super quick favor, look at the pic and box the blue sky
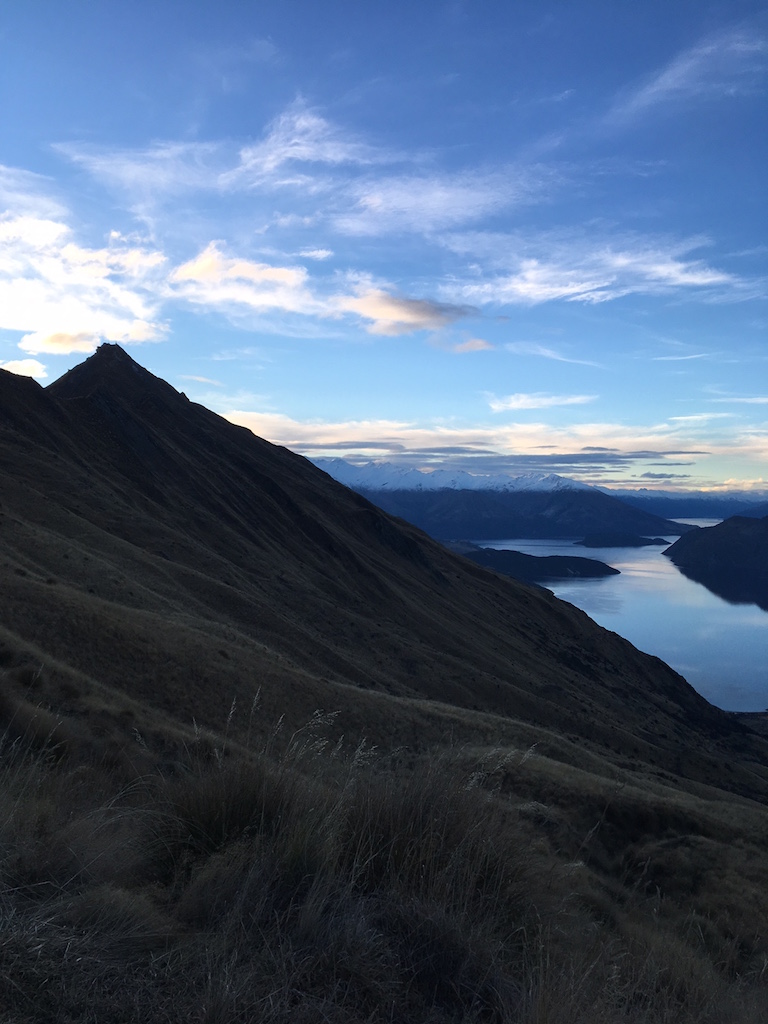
[1,0,766,490]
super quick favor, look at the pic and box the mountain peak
[47,343,177,405]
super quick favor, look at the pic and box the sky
[1,0,766,491]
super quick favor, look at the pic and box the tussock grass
[1,700,766,1023]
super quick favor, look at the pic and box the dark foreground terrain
[1,345,767,1023]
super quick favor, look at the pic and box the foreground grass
[1,680,767,1022]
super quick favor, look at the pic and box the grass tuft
[1,709,766,1022]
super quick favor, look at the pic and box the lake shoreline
[472,530,767,713]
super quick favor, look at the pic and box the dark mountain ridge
[1,344,766,799]
[608,490,768,520]
[349,484,692,541]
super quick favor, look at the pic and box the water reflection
[477,536,768,712]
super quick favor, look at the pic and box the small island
[664,516,768,611]
[577,532,670,548]
[448,542,620,584]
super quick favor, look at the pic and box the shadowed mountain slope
[1,345,766,799]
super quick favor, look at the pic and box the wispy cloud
[179,374,224,386]
[711,395,768,404]
[335,168,540,235]
[451,338,494,353]
[652,353,709,361]
[58,100,555,246]
[487,392,597,411]
[224,101,395,187]
[0,165,66,219]
[667,413,735,423]
[607,27,768,123]
[298,248,333,260]
[443,231,747,305]
[506,341,601,366]
[57,102,392,208]
[56,140,224,197]
[640,472,692,481]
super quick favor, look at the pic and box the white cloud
[172,243,306,289]
[19,332,100,356]
[168,242,321,317]
[608,28,768,123]
[0,215,69,250]
[168,244,468,337]
[487,392,597,411]
[0,197,167,356]
[0,358,47,379]
[298,248,333,260]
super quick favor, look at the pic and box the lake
[477,522,768,712]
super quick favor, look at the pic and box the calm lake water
[478,521,768,712]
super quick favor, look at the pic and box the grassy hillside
[2,659,767,1023]
[1,345,767,1021]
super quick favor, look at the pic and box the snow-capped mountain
[312,458,593,493]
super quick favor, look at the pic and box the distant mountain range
[313,458,593,493]
[314,459,768,523]
[602,488,768,520]
[314,458,692,541]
